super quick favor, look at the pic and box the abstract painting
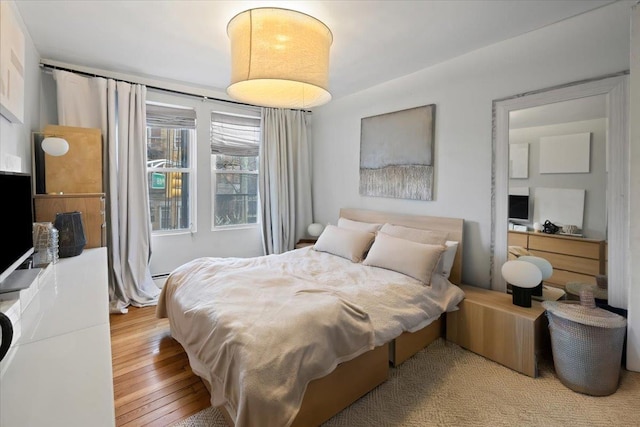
[360,105,435,200]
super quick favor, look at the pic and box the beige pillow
[379,223,447,245]
[435,241,459,279]
[363,232,445,284]
[313,225,375,262]
[337,217,383,233]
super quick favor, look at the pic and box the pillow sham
[337,217,383,233]
[379,223,447,245]
[363,232,445,284]
[313,225,375,262]
[435,241,459,279]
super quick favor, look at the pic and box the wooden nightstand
[295,238,317,249]
[446,285,549,377]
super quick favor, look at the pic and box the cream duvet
[157,247,463,427]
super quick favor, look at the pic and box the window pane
[148,172,190,231]
[147,128,190,168]
[215,154,258,171]
[214,172,258,226]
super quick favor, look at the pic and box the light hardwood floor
[110,306,211,426]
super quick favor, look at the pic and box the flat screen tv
[0,172,34,285]
[508,194,529,222]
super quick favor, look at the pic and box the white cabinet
[0,248,115,427]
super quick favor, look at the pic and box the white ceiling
[16,0,615,101]
[509,95,607,129]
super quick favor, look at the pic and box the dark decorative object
[512,286,534,308]
[532,283,543,297]
[54,211,86,258]
[542,220,560,234]
[0,312,13,362]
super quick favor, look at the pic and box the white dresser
[0,248,115,427]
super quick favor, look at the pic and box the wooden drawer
[529,249,600,276]
[545,269,597,287]
[528,235,602,259]
[508,231,528,248]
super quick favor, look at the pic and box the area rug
[172,338,640,426]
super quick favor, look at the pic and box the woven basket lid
[565,281,608,300]
[542,301,626,328]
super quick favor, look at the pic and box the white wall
[627,3,639,372]
[311,2,631,287]
[0,1,40,173]
[146,90,264,276]
[508,118,607,239]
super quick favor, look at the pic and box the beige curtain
[54,70,159,313]
[260,108,313,254]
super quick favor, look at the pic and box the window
[210,112,261,228]
[146,103,196,233]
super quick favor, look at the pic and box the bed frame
[340,208,464,368]
[213,208,464,426]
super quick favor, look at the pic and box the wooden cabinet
[508,231,605,289]
[447,285,548,378]
[41,125,103,194]
[34,193,106,249]
[295,238,318,249]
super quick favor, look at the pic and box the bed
[158,209,465,427]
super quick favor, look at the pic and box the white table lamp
[307,223,324,237]
[518,255,553,297]
[502,260,542,307]
[41,137,69,156]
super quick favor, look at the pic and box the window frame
[146,102,197,236]
[210,111,261,231]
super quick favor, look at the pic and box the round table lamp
[307,223,325,237]
[502,260,542,308]
[41,137,69,156]
[518,255,553,297]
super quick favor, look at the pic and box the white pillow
[379,223,447,245]
[363,232,445,284]
[313,225,375,262]
[337,217,383,233]
[435,241,459,279]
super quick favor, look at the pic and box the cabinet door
[42,125,103,194]
[34,196,105,249]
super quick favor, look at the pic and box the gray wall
[509,118,607,239]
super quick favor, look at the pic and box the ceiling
[16,0,615,101]
[509,95,607,130]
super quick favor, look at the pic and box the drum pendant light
[227,8,332,109]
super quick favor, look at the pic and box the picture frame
[359,104,435,201]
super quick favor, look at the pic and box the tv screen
[0,172,34,284]
[509,195,529,221]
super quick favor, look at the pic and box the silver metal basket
[543,292,627,396]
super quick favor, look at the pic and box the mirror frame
[491,73,629,308]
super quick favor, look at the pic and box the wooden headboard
[339,208,464,285]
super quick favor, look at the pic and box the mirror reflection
[506,95,608,301]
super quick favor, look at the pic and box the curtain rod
[39,63,312,113]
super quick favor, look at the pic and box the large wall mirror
[492,74,629,309]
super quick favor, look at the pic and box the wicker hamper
[543,292,627,396]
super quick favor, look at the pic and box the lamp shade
[518,255,553,280]
[227,8,332,109]
[307,223,324,237]
[501,260,541,289]
[41,137,69,156]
